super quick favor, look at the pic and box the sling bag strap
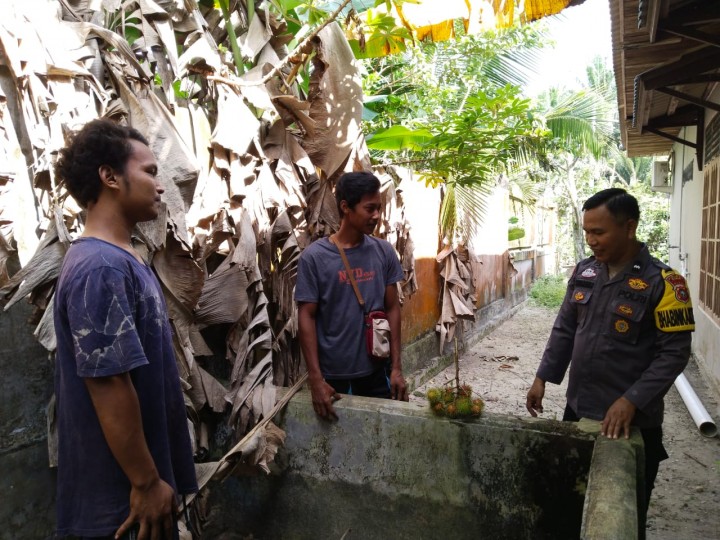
[329,234,365,310]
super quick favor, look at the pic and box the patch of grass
[529,274,568,309]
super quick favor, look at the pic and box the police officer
[526,188,694,520]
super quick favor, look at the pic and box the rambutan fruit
[426,388,442,405]
[455,397,472,416]
[459,384,472,398]
[471,398,485,416]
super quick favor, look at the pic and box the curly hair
[54,119,149,208]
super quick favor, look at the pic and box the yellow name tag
[654,270,695,332]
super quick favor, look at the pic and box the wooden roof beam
[667,2,720,26]
[633,75,646,130]
[644,126,697,148]
[655,87,720,113]
[662,25,720,48]
[634,45,720,132]
[647,0,663,43]
[647,105,703,128]
[673,73,720,85]
[640,46,720,91]
[637,0,649,28]
[645,105,705,170]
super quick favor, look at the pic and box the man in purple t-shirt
[295,171,409,420]
[53,119,197,539]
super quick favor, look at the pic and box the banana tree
[0,0,413,499]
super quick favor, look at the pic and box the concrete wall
[398,180,556,348]
[205,394,642,540]
[534,246,558,277]
[400,257,441,345]
[0,302,55,540]
[1,304,643,540]
[205,392,596,540]
[580,421,643,540]
[397,177,442,345]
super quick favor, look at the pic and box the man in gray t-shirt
[295,171,408,419]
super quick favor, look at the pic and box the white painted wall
[669,126,703,297]
[666,115,720,393]
[470,185,509,255]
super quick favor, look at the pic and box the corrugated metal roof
[610,0,720,158]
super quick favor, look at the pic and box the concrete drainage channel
[205,392,642,540]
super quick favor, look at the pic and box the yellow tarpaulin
[351,0,583,57]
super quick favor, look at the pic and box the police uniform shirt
[537,244,694,428]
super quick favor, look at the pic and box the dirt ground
[410,304,720,539]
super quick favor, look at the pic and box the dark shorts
[325,363,391,399]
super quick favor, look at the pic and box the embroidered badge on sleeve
[654,270,695,332]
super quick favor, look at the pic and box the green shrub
[529,274,568,309]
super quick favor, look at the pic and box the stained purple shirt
[53,238,197,537]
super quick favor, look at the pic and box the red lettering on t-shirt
[338,267,376,284]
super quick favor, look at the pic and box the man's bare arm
[384,285,408,401]
[298,302,340,419]
[85,374,176,540]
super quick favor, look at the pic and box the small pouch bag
[365,310,391,361]
[332,236,391,362]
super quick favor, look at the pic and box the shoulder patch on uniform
[581,267,597,278]
[664,271,690,303]
[654,270,695,332]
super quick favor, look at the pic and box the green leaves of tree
[348,9,411,58]
[367,84,541,190]
[366,125,432,150]
[359,26,550,240]
[421,86,539,188]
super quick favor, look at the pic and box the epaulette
[570,257,594,276]
[650,257,672,271]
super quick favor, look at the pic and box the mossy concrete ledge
[579,420,644,540]
[206,392,598,539]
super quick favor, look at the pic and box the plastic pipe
[674,372,718,438]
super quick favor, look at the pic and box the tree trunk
[560,157,585,262]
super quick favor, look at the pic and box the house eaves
[611,0,720,167]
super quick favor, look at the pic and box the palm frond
[482,45,543,88]
[544,89,615,159]
[440,180,493,243]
